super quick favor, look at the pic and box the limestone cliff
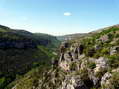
[11,25,119,89]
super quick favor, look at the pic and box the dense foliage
[0,25,60,89]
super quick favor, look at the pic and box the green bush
[101,48,109,55]
[93,54,100,58]
[101,27,119,35]
[115,39,119,45]
[88,62,96,69]
[85,48,95,57]
[108,33,114,40]
[115,34,119,38]
[108,55,119,68]
[0,77,5,88]
[79,68,89,81]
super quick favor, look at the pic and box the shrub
[115,34,119,38]
[88,62,96,69]
[109,72,119,89]
[93,54,100,58]
[79,68,89,81]
[101,48,109,55]
[85,48,96,57]
[95,70,107,78]
[0,77,5,88]
[108,55,119,68]
[115,39,119,45]
[108,33,114,40]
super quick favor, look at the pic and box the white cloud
[64,12,72,16]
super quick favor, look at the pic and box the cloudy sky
[0,0,119,35]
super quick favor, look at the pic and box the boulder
[99,35,109,42]
[110,46,119,55]
[94,57,108,74]
[112,67,119,73]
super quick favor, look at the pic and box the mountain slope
[57,33,87,41]
[34,33,60,50]
[0,25,60,89]
[12,25,119,89]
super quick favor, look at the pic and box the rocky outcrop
[101,72,112,89]
[110,46,119,55]
[11,25,119,89]
[59,75,88,89]
[94,57,108,74]
[99,35,109,42]
[58,43,110,89]
[0,39,37,49]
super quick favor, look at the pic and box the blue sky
[0,0,119,35]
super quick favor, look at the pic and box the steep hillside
[34,33,60,50]
[13,25,119,89]
[0,25,60,89]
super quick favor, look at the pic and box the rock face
[12,25,119,89]
[0,38,36,49]
[101,72,112,89]
[57,43,110,89]
[59,60,70,71]
[99,35,109,42]
[57,42,113,89]
[94,57,108,74]
[110,46,119,55]
[60,75,88,89]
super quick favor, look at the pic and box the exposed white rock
[88,71,99,86]
[71,52,78,60]
[59,61,70,71]
[78,54,85,60]
[101,72,112,89]
[80,60,88,70]
[59,53,65,62]
[110,49,117,55]
[94,57,108,74]
[60,75,88,89]
[88,58,96,63]
[112,67,119,73]
[99,35,109,42]
[64,53,72,61]
[110,46,119,55]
